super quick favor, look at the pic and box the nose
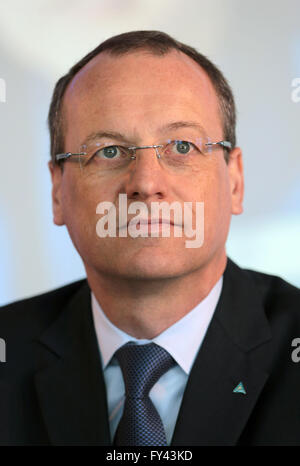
[123,146,168,201]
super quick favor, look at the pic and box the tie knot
[114,342,175,398]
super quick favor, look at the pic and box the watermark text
[96,194,204,248]
[291,338,300,362]
[0,78,6,103]
[0,338,6,362]
[291,78,300,103]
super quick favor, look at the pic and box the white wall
[0,0,299,305]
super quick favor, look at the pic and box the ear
[227,147,244,215]
[48,161,65,226]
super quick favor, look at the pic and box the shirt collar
[91,275,223,375]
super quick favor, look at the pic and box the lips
[132,218,175,226]
[118,217,178,230]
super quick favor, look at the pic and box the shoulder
[244,265,300,306]
[228,257,300,301]
[0,279,88,338]
[230,258,300,326]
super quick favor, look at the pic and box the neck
[86,251,227,339]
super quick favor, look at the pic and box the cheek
[60,176,104,243]
[202,165,232,238]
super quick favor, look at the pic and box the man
[0,30,299,446]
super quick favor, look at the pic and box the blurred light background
[0,0,299,305]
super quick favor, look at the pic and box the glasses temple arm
[55,152,86,161]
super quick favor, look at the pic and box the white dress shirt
[91,275,223,445]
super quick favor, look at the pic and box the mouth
[133,218,175,226]
[118,217,178,230]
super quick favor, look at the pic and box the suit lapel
[34,282,111,445]
[33,258,273,446]
[171,258,273,446]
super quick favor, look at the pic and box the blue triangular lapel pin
[233,382,246,395]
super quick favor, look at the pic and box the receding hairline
[49,30,236,165]
[63,48,218,99]
[60,48,223,140]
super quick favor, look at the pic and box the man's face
[50,50,244,280]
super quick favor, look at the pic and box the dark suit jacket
[0,257,300,446]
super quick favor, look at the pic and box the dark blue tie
[113,341,176,446]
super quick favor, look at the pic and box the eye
[172,141,193,155]
[95,145,122,159]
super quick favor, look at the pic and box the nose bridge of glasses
[128,144,164,160]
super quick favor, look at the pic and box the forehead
[62,50,222,144]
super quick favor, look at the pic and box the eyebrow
[159,121,208,136]
[80,131,133,147]
[80,121,208,147]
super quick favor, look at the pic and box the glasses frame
[55,140,232,163]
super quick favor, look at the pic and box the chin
[85,236,207,280]
[117,247,198,280]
